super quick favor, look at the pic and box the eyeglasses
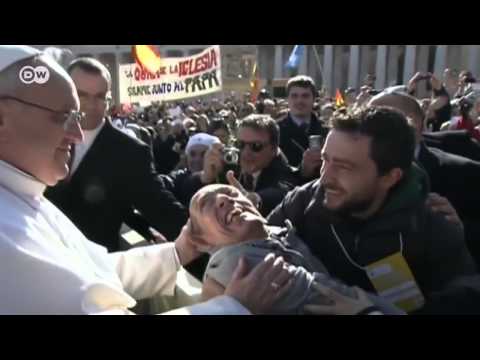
[0,95,85,130]
[236,140,270,153]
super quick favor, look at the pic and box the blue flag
[285,45,305,70]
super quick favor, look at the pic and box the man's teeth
[226,209,242,224]
[326,188,341,195]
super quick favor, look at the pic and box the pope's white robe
[0,160,248,315]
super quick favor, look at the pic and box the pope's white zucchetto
[0,45,42,73]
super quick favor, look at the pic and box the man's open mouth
[225,207,243,225]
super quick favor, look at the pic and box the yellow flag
[250,62,260,102]
[132,45,162,74]
[335,89,345,108]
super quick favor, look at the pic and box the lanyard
[330,224,403,272]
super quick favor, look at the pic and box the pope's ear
[0,103,8,140]
[0,102,5,127]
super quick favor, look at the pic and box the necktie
[243,173,255,192]
[299,122,309,134]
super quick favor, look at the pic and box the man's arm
[173,171,205,207]
[110,242,181,300]
[424,207,477,293]
[0,232,138,315]
[266,182,314,227]
[256,178,296,217]
[127,144,188,241]
[159,169,204,208]
[255,161,299,216]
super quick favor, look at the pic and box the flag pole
[311,45,325,87]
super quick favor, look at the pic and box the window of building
[166,50,184,58]
[188,48,204,55]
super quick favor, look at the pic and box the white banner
[119,45,222,105]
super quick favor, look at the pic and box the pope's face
[0,57,83,186]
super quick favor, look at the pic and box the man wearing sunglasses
[198,114,298,217]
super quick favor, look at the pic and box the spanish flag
[250,62,260,102]
[132,45,162,74]
[335,89,345,108]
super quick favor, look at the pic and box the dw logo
[19,66,50,84]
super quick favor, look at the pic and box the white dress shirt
[290,114,310,128]
[70,120,105,175]
[0,160,249,315]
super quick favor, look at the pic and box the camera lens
[223,147,239,165]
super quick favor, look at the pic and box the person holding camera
[198,115,298,217]
[278,76,329,186]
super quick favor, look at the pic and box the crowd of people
[1,45,480,315]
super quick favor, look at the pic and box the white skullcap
[0,45,42,73]
[186,133,220,153]
[172,118,184,126]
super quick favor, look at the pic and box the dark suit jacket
[162,168,202,208]
[417,142,480,265]
[247,154,299,217]
[163,152,298,218]
[45,120,188,251]
[152,135,180,174]
[278,112,329,167]
[423,130,480,162]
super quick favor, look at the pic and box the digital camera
[223,147,240,165]
[309,135,324,150]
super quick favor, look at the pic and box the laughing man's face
[189,184,267,247]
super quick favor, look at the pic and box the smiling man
[268,106,476,313]
[278,76,329,181]
[198,115,298,216]
[187,183,404,315]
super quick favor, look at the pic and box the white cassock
[0,160,249,315]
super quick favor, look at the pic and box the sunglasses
[0,95,85,131]
[236,140,270,153]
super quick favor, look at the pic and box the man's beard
[321,187,376,218]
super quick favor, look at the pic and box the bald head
[368,92,424,142]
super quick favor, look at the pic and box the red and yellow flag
[335,89,345,108]
[132,45,162,74]
[250,62,260,103]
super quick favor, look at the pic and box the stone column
[348,45,360,88]
[323,45,334,95]
[298,45,308,75]
[375,45,388,89]
[274,45,283,78]
[403,45,417,84]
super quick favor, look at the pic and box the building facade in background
[258,45,480,98]
[31,45,479,103]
